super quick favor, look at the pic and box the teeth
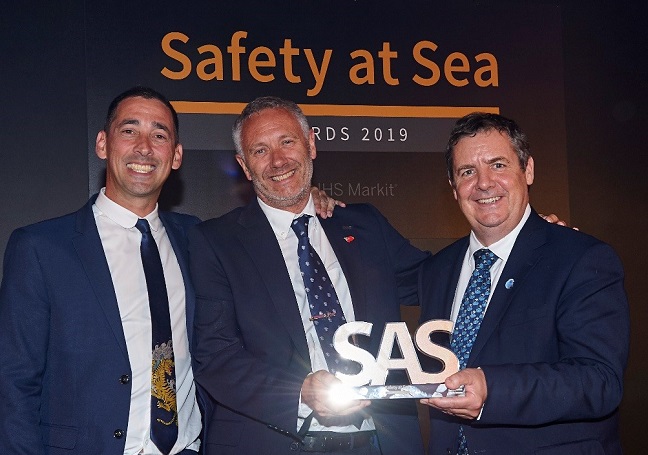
[478,196,500,204]
[271,170,295,182]
[127,163,155,173]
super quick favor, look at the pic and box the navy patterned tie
[450,248,498,455]
[136,219,177,455]
[291,215,351,375]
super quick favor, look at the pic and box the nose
[476,169,495,191]
[269,146,288,168]
[135,135,153,156]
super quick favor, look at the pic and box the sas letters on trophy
[331,319,464,399]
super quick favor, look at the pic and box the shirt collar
[94,187,162,232]
[468,204,531,263]
[258,195,317,240]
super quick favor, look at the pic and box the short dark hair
[445,112,530,185]
[103,86,179,144]
[232,96,310,155]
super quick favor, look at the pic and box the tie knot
[474,248,497,270]
[135,218,151,234]
[291,214,311,238]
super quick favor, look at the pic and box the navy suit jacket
[419,210,629,455]
[0,197,201,454]
[189,201,429,455]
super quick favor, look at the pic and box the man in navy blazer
[189,97,428,454]
[419,113,629,454]
[0,87,204,454]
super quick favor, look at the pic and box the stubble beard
[251,157,314,209]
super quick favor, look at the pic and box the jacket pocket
[206,419,244,447]
[41,423,78,449]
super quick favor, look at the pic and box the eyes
[249,137,298,157]
[457,161,508,179]
[119,128,170,143]
[459,168,475,178]
[152,133,170,143]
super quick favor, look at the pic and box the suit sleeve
[188,225,307,438]
[369,204,430,306]
[0,229,49,455]
[479,242,629,425]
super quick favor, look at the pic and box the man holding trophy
[189,96,429,454]
[419,113,629,454]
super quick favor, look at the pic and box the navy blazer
[189,201,429,455]
[419,209,629,455]
[0,197,201,454]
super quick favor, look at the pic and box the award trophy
[330,320,465,400]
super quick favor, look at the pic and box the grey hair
[232,96,310,155]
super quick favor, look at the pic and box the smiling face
[95,96,182,216]
[236,107,316,213]
[451,130,534,246]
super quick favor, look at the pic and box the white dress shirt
[258,196,375,434]
[93,189,201,454]
[450,204,532,325]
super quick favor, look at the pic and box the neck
[259,193,310,215]
[103,189,159,218]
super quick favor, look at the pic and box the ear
[95,131,107,160]
[172,144,183,170]
[235,154,252,181]
[449,179,458,201]
[308,129,317,160]
[525,156,535,185]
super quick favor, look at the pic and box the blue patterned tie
[136,219,177,455]
[291,215,351,375]
[450,248,498,455]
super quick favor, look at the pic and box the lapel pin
[505,278,515,289]
[344,236,355,243]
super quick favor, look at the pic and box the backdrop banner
[86,2,567,244]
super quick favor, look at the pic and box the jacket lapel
[468,211,548,365]
[236,201,311,365]
[442,240,469,321]
[160,213,196,345]
[72,197,129,360]
[319,217,368,322]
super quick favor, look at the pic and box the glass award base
[352,383,465,399]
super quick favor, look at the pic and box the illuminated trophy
[330,320,464,400]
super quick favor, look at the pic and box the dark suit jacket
[189,201,429,455]
[0,196,201,455]
[419,209,629,455]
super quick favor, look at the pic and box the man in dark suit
[0,87,204,454]
[189,97,428,454]
[419,113,629,454]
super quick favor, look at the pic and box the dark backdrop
[1,1,645,452]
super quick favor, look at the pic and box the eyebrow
[246,133,298,151]
[455,156,511,174]
[117,118,171,135]
[455,164,474,175]
[485,156,510,165]
[152,121,172,135]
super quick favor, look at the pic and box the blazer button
[114,429,125,439]
[119,374,130,384]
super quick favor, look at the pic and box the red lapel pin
[344,236,355,243]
